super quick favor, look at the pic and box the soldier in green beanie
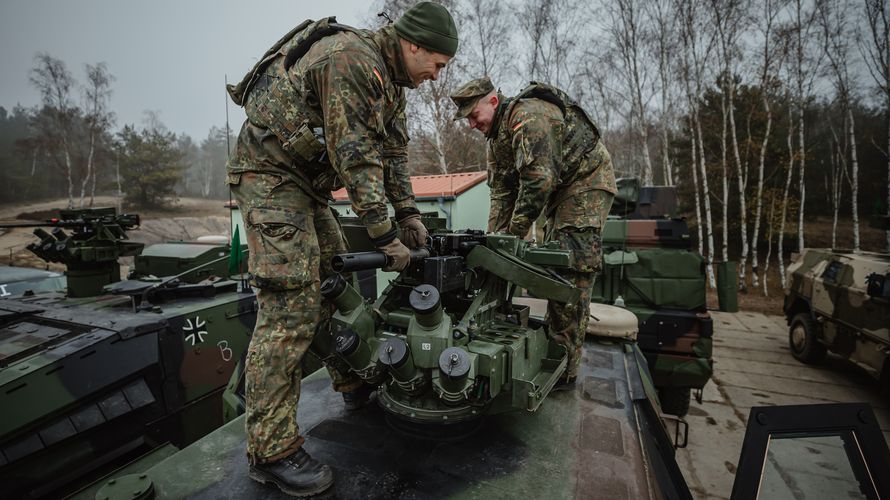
[451,77,617,392]
[226,2,458,496]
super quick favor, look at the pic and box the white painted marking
[183,316,208,345]
[217,340,233,361]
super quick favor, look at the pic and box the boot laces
[282,451,311,470]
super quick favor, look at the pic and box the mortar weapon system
[0,207,144,297]
[314,230,580,434]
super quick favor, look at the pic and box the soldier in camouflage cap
[451,76,494,120]
[227,3,458,496]
[451,78,617,391]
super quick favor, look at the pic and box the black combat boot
[249,448,334,497]
[342,384,375,411]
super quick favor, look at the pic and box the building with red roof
[331,171,488,230]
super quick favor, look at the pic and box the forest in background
[1,0,889,296]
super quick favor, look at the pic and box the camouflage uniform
[454,79,617,380]
[226,21,420,464]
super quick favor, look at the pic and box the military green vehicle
[71,221,890,499]
[0,208,255,499]
[72,223,700,499]
[783,236,890,391]
[591,179,713,417]
[0,266,67,298]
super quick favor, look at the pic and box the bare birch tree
[791,0,819,251]
[818,0,860,251]
[647,0,678,186]
[711,0,752,287]
[81,62,115,207]
[750,0,786,290]
[761,189,778,295]
[463,0,512,82]
[679,0,717,287]
[778,100,797,288]
[860,0,890,252]
[29,53,76,209]
[828,121,846,247]
[609,0,655,185]
[518,0,588,92]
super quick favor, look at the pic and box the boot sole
[249,467,334,498]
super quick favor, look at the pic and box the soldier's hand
[379,238,411,272]
[399,214,428,249]
[508,223,531,240]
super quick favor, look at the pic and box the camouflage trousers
[545,227,603,380]
[228,170,362,464]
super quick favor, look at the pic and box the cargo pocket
[560,228,602,273]
[245,207,314,291]
[226,172,242,186]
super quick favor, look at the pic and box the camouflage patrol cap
[450,76,495,120]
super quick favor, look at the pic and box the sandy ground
[0,197,233,269]
[677,310,889,499]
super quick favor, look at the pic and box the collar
[373,25,414,89]
[486,93,509,139]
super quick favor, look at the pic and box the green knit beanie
[394,2,459,57]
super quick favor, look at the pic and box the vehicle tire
[789,313,827,364]
[658,387,691,417]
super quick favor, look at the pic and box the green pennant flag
[228,225,243,275]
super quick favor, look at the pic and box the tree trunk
[696,112,716,288]
[90,158,98,207]
[797,108,806,251]
[30,146,39,176]
[779,107,795,290]
[690,119,704,260]
[728,79,747,291]
[435,127,448,174]
[116,153,123,212]
[847,107,860,251]
[637,114,653,186]
[63,137,74,209]
[720,92,729,263]
[80,131,96,208]
[829,128,841,249]
[751,91,771,290]
[762,196,776,297]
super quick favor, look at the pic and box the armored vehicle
[72,231,890,499]
[591,179,713,416]
[0,266,66,298]
[0,208,255,499]
[783,239,890,390]
[72,226,703,499]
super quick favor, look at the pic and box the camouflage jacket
[228,23,418,234]
[486,84,617,236]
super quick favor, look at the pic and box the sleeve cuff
[367,219,397,246]
[395,207,420,222]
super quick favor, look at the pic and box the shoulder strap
[513,82,567,114]
[227,18,315,106]
[227,17,359,106]
[511,81,601,138]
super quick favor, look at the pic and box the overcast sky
[0,1,382,140]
